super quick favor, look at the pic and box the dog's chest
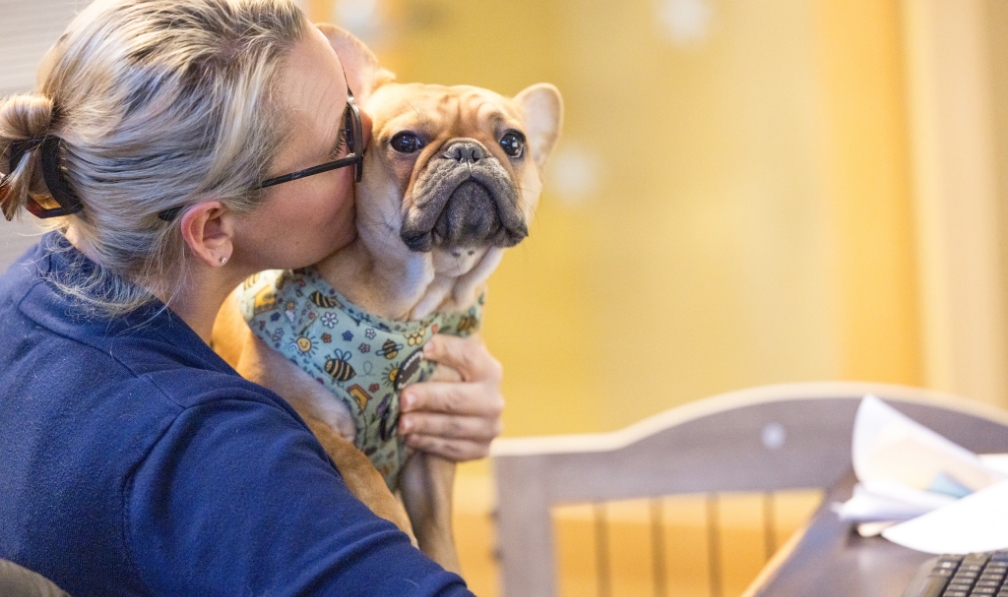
[236,268,482,488]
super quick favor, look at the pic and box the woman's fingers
[422,334,503,384]
[401,381,504,418]
[399,411,501,442]
[397,334,505,462]
[398,382,503,463]
[403,435,492,461]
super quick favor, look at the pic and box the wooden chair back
[491,382,1008,597]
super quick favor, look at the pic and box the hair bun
[1,94,54,140]
[1,94,56,220]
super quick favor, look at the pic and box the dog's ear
[513,84,563,169]
[315,23,395,106]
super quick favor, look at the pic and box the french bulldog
[212,24,563,572]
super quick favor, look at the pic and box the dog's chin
[400,180,528,252]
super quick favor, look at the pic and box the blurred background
[301,0,1008,435]
[4,0,1008,594]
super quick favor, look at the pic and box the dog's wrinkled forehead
[370,84,523,145]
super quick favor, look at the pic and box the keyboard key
[915,576,952,597]
[906,553,1008,597]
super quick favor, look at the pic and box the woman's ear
[315,23,395,106]
[179,201,234,268]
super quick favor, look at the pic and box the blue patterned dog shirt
[238,268,483,489]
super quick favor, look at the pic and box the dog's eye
[390,132,424,154]
[500,131,525,158]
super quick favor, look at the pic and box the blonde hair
[0,0,307,315]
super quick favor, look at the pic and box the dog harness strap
[237,268,483,490]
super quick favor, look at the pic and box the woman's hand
[398,334,504,461]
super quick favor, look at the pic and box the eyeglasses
[157,87,364,221]
[260,87,364,188]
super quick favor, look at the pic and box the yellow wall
[309,0,922,437]
[813,0,921,384]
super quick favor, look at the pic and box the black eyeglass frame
[260,87,364,188]
[157,88,364,222]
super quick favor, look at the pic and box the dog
[212,24,563,572]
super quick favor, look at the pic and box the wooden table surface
[746,472,934,597]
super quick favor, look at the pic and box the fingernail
[423,341,437,357]
[402,392,415,409]
[400,416,413,432]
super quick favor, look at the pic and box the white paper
[980,453,1008,476]
[836,479,956,522]
[882,479,1008,554]
[837,395,1008,553]
[852,395,1003,493]
[856,521,896,538]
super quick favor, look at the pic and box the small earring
[219,256,228,265]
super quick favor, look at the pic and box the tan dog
[212,25,562,572]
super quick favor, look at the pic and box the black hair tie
[6,137,44,170]
[27,136,84,219]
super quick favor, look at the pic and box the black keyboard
[902,552,1008,597]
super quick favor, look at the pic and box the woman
[0,1,501,595]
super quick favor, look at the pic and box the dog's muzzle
[401,140,528,252]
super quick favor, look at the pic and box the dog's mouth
[400,141,528,252]
[402,180,527,252]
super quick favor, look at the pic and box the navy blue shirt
[0,233,472,597]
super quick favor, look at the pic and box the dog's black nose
[444,141,487,164]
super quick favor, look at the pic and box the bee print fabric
[237,268,483,490]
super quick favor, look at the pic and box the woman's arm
[129,396,473,597]
[398,335,504,461]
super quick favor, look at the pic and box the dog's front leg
[240,350,419,547]
[213,295,419,545]
[298,412,418,547]
[398,452,461,574]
